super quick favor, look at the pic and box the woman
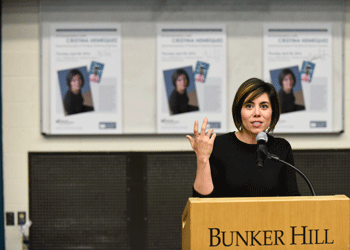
[169,68,199,115]
[64,69,94,115]
[186,78,300,197]
[278,68,304,113]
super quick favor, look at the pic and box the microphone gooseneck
[255,132,316,196]
[267,153,316,196]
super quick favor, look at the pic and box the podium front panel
[182,195,349,249]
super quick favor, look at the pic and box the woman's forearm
[193,157,213,195]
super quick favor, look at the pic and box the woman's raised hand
[186,118,216,159]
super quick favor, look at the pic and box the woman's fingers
[201,118,208,135]
[193,118,214,138]
[193,120,199,136]
[206,128,214,137]
[186,118,216,158]
[186,135,194,147]
[210,132,217,142]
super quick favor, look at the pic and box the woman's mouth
[251,121,262,128]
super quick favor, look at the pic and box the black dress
[193,132,301,198]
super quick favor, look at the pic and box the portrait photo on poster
[163,66,199,115]
[194,61,210,83]
[270,66,306,114]
[89,61,105,84]
[57,66,94,116]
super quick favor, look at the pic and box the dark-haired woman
[186,78,300,198]
[64,69,94,115]
[169,68,198,115]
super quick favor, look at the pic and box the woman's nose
[253,107,261,116]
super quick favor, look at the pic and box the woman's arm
[186,118,216,195]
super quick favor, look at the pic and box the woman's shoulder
[215,132,236,142]
[212,132,238,150]
[267,134,292,150]
[210,132,236,158]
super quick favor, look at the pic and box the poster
[263,23,333,133]
[157,24,227,134]
[48,23,122,134]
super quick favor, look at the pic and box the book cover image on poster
[300,61,315,83]
[57,66,94,116]
[194,61,209,83]
[163,66,199,115]
[270,66,306,114]
[89,61,104,83]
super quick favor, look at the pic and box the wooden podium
[182,195,349,249]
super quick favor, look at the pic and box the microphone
[256,132,268,168]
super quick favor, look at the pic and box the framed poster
[42,23,122,134]
[264,23,333,133]
[157,24,227,134]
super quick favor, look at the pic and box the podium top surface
[187,195,349,204]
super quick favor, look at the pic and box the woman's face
[176,74,188,94]
[282,74,294,93]
[70,74,82,93]
[240,93,272,136]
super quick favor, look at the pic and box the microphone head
[256,132,268,143]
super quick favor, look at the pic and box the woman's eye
[261,104,269,109]
[245,104,253,109]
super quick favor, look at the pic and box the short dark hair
[171,68,190,88]
[232,78,280,132]
[278,68,296,87]
[66,69,85,89]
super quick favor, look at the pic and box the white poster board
[43,23,123,134]
[157,24,227,134]
[263,23,333,133]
